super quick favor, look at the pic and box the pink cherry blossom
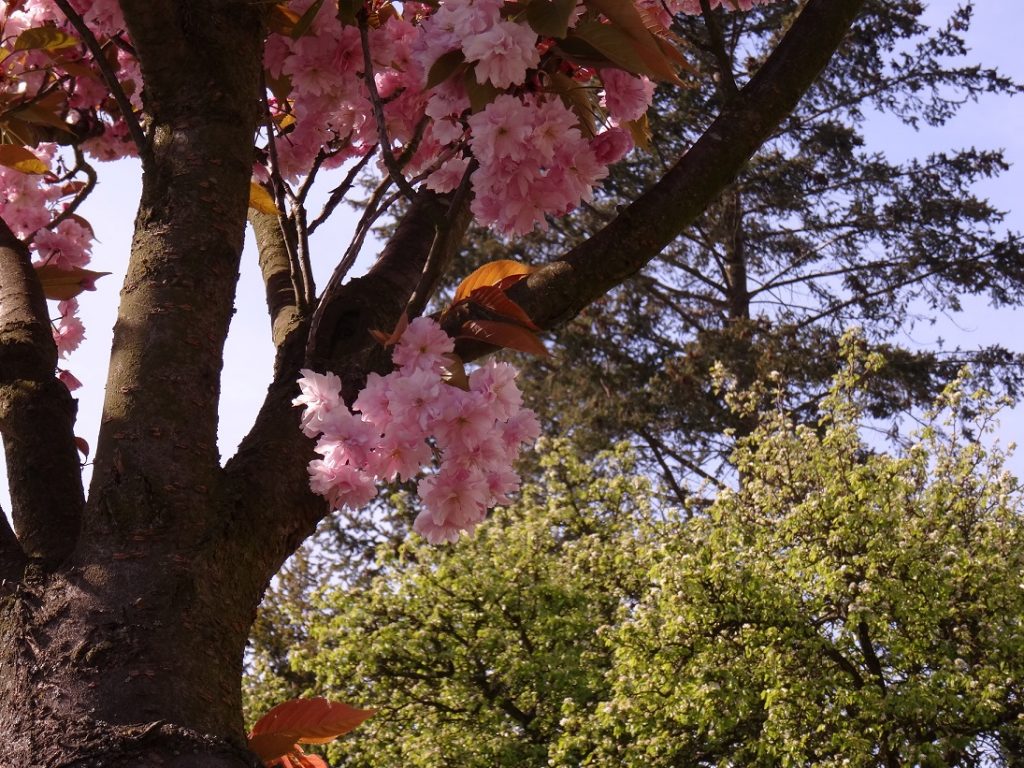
[293,368,344,437]
[392,316,456,371]
[600,68,656,123]
[463,21,540,89]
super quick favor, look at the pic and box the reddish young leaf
[248,696,375,764]
[452,259,534,304]
[464,284,540,330]
[459,320,549,357]
[369,312,409,347]
[34,264,111,301]
[74,436,89,459]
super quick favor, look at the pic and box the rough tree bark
[0,0,865,765]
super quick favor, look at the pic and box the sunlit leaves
[0,144,49,174]
[445,260,548,356]
[453,260,533,303]
[249,182,281,215]
[13,25,80,53]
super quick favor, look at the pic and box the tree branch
[250,209,302,350]
[0,216,83,566]
[498,0,868,335]
[86,1,264,540]
[0,507,25,583]
[222,192,470,587]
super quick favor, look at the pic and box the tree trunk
[0,559,260,767]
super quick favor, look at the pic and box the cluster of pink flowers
[264,0,653,235]
[293,317,541,543]
[1,0,138,382]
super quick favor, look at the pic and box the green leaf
[571,17,681,83]
[463,67,500,112]
[291,0,326,39]
[525,0,580,39]
[14,25,80,53]
[426,50,466,90]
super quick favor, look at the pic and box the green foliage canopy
[257,355,1024,766]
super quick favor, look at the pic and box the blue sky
[2,0,1022,515]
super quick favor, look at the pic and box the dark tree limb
[0,507,25,582]
[86,0,264,541]
[0,216,83,567]
[500,0,868,334]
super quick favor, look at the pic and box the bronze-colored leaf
[34,264,111,301]
[453,259,534,304]
[248,697,376,764]
[0,144,48,175]
[459,320,549,357]
[465,284,540,330]
[369,312,409,347]
[291,0,326,39]
[267,4,301,35]
[440,353,471,390]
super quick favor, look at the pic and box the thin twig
[357,11,422,205]
[29,146,97,242]
[308,147,377,235]
[404,160,476,320]
[53,0,148,157]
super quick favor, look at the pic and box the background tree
[451,0,1024,495]
[0,0,874,765]
[288,355,1024,767]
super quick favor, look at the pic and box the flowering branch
[52,0,149,158]
[496,0,868,337]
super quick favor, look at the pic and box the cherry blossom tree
[0,0,866,764]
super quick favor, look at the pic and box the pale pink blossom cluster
[458,93,624,234]
[293,317,541,544]
[265,0,645,235]
[1,0,138,381]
